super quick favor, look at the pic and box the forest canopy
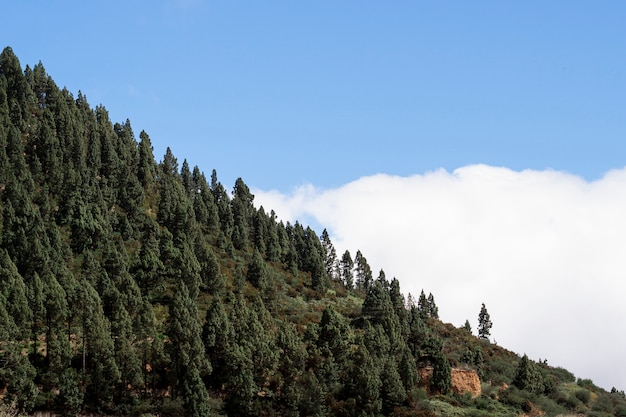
[0,46,624,417]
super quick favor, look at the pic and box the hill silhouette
[0,46,625,417]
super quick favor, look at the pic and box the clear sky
[2,1,626,390]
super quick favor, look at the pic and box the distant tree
[427,292,439,319]
[461,346,485,378]
[513,354,544,394]
[339,250,354,290]
[212,175,234,238]
[430,352,452,394]
[407,305,428,357]
[381,356,406,413]
[406,292,416,309]
[247,248,268,291]
[463,319,472,333]
[137,130,157,199]
[231,177,255,250]
[398,346,420,391]
[0,249,32,339]
[317,305,351,361]
[478,303,492,340]
[320,229,338,281]
[354,250,373,291]
[191,165,219,231]
[344,339,382,416]
[168,283,211,415]
[417,290,429,320]
[276,322,308,417]
[202,298,235,390]
[56,368,84,417]
[194,234,224,295]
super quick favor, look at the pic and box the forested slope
[0,46,625,417]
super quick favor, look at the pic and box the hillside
[0,46,625,417]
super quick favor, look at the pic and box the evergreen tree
[407,305,428,357]
[42,271,71,389]
[137,130,158,202]
[354,250,373,291]
[56,368,84,417]
[344,338,382,417]
[276,322,308,417]
[478,302,492,340]
[194,233,224,295]
[82,283,121,411]
[417,289,429,320]
[427,292,439,319]
[231,177,255,250]
[398,346,420,391]
[168,282,211,404]
[247,248,268,291]
[211,172,234,238]
[191,166,219,231]
[513,354,545,394]
[339,249,354,290]
[320,228,338,281]
[202,298,235,389]
[0,295,38,413]
[381,356,407,414]
[0,249,32,339]
[463,319,472,333]
[430,352,452,394]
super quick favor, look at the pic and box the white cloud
[253,164,626,391]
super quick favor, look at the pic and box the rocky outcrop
[418,367,482,397]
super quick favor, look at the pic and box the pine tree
[398,346,420,391]
[320,229,338,281]
[202,297,235,389]
[194,233,224,295]
[82,282,121,410]
[354,250,373,291]
[417,290,429,320]
[168,282,211,393]
[191,166,219,231]
[430,352,452,394]
[427,292,439,319]
[0,249,32,339]
[339,249,354,290]
[246,248,268,291]
[513,354,545,394]
[276,322,308,417]
[344,338,382,416]
[231,177,255,250]
[381,356,407,414]
[478,303,492,340]
[463,319,472,333]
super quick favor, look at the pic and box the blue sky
[2,1,625,191]
[3,1,626,390]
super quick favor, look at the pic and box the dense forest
[0,46,625,417]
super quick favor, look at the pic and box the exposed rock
[418,367,482,397]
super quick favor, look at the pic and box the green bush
[549,366,575,383]
[575,389,591,404]
[499,387,529,411]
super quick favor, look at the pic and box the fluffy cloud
[253,164,626,391]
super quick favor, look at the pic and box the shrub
[575,389,591,404]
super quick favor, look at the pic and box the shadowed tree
[343,337,382,417]
[513,354,545,394]
[168,283,211,415]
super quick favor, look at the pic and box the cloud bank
[253,164,626,391]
